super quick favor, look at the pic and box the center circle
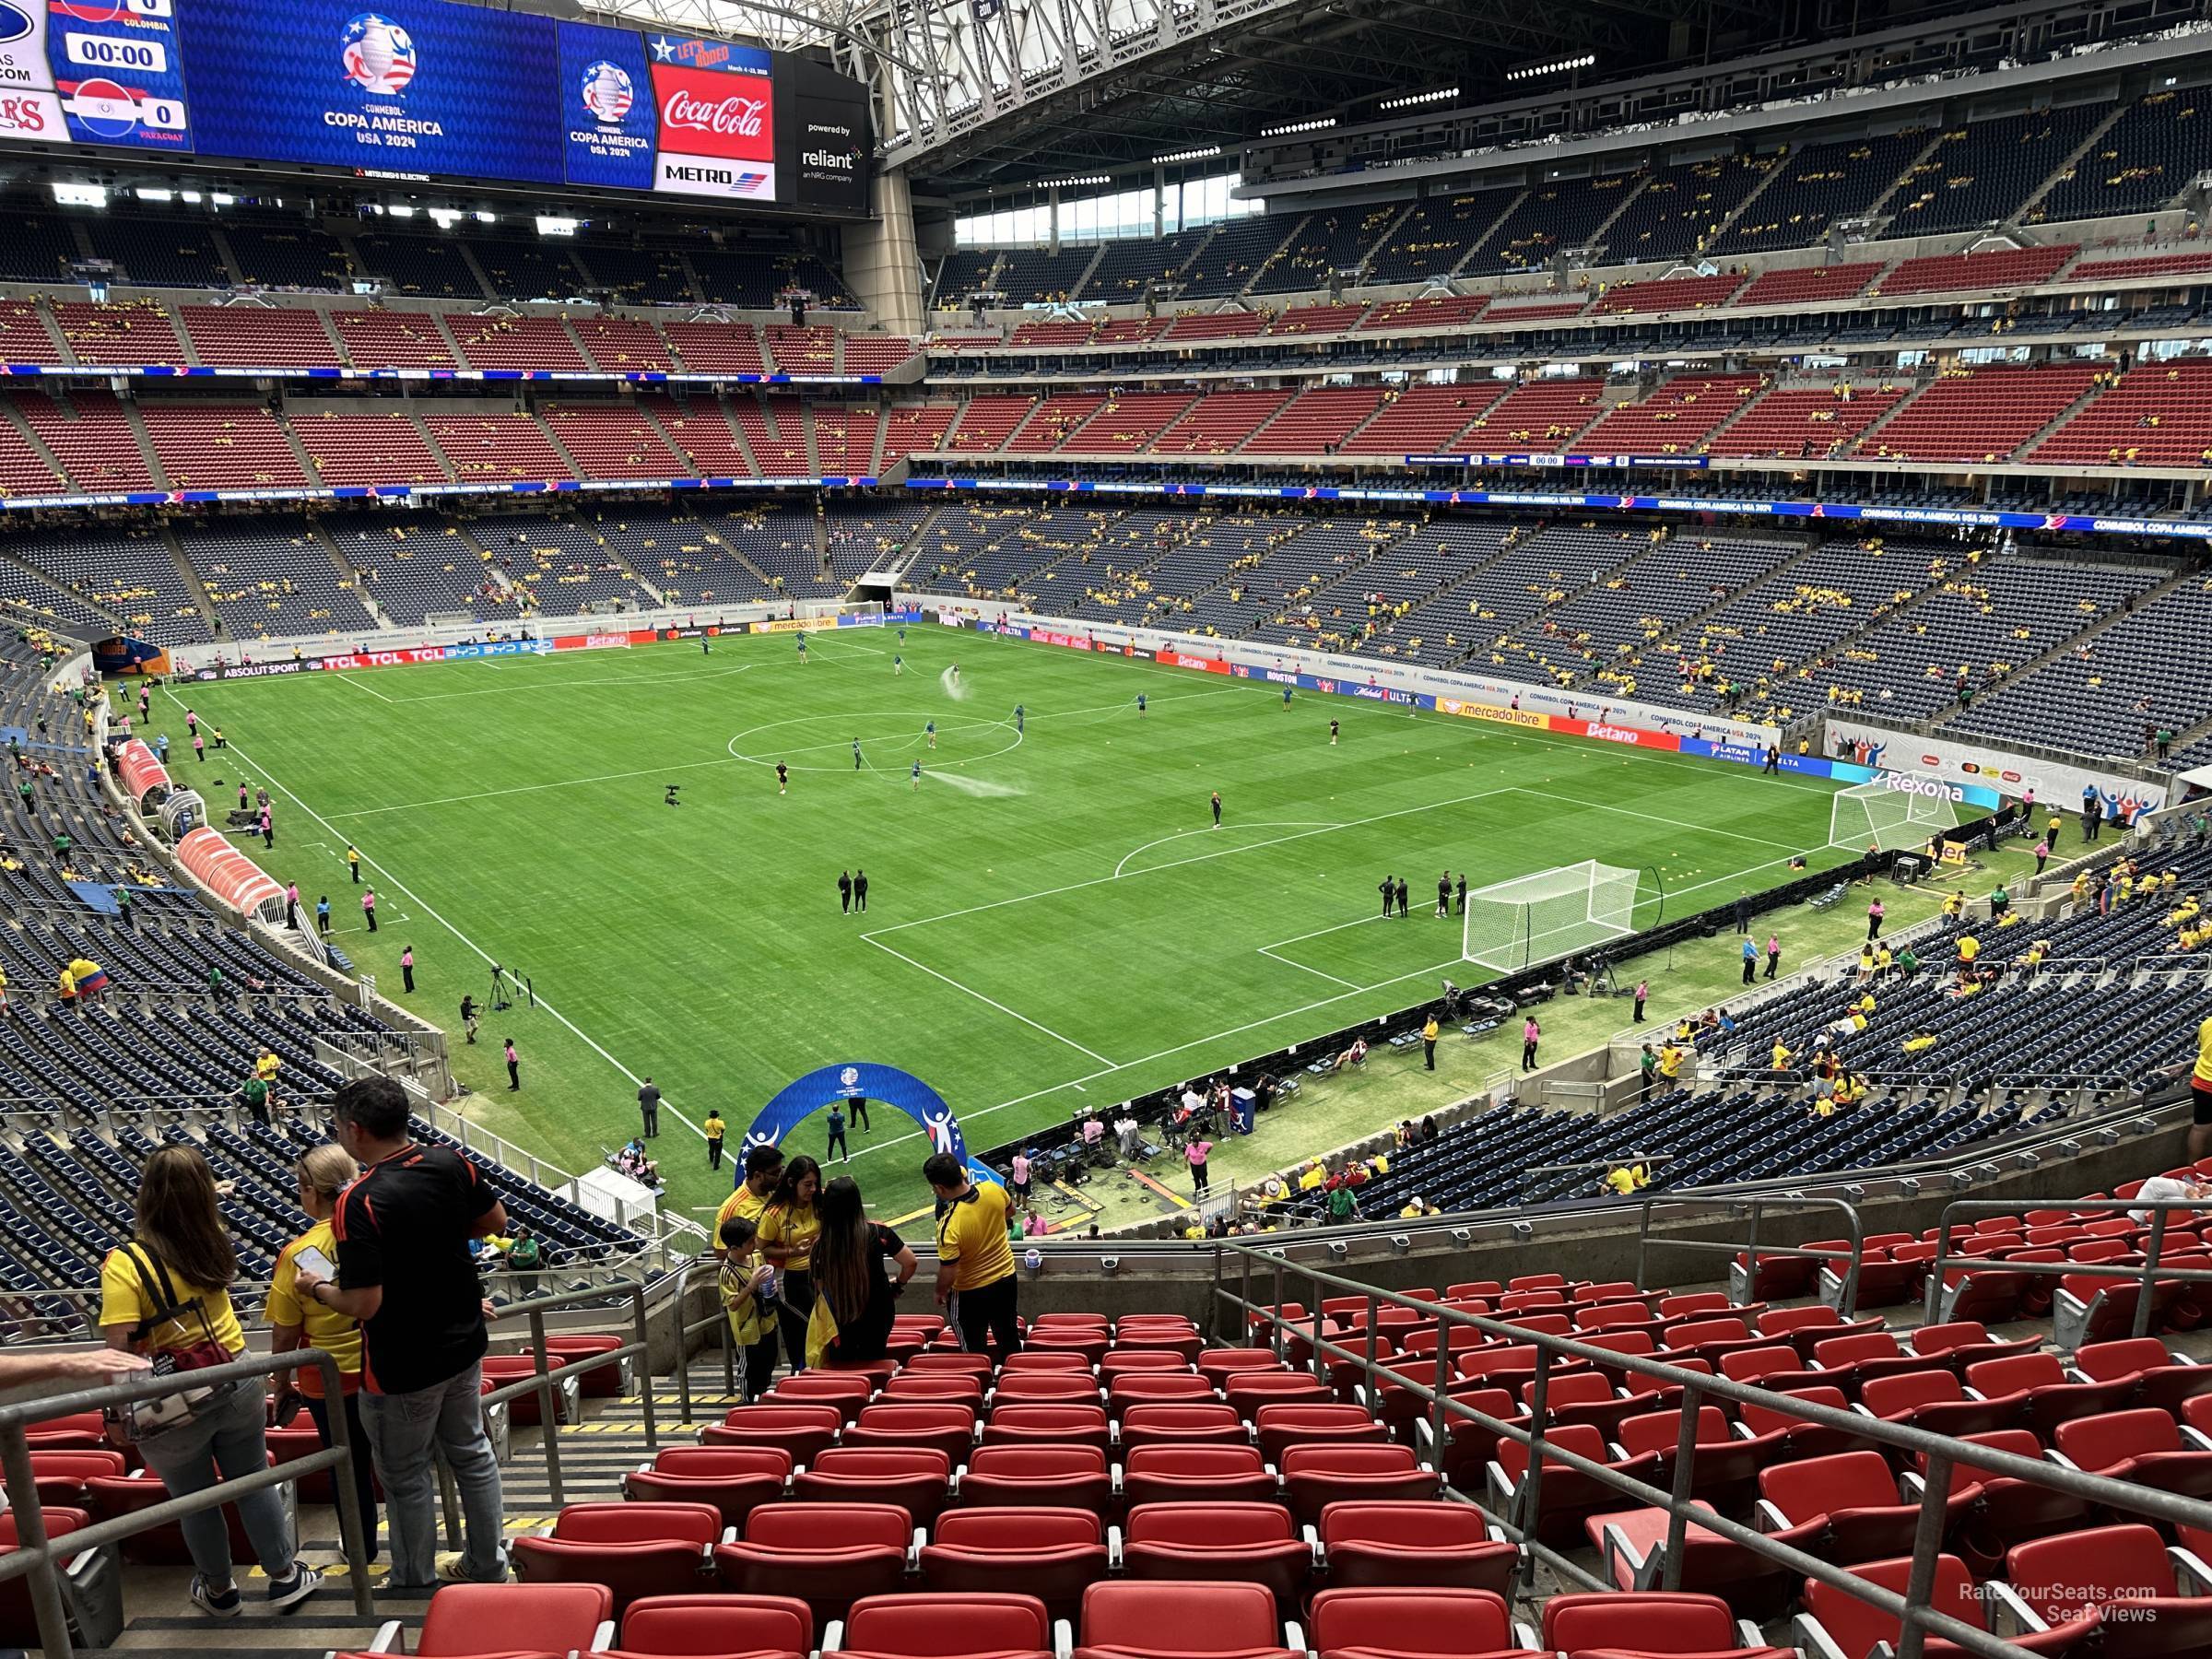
[726,709,1027,773]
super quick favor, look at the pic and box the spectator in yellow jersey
[268,1144,377,1562]
[2189,1008,2212,1162]
[927,1152,1019,1361]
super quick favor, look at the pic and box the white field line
[862,936,1116,1068]
[162,694,708,1146]
[329,673,396,705]
[1505,785,1808,851]
[1113,821,1340,879]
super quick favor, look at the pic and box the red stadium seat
[1963,1353,2136,1440]
[836,1592,1053,1659]
[842,1404,976,1464]
[1119,1402,1247,1446]
[595,1594,813,1659]
[12,1450,125,1510]
[920,1506,1108,1620]
[1253,1403,1386,1463]
[624,1447,789,1529]
[1123,1501,1312,1608]
[702,1404,841,1466]
[1004,1351,1095,1374]
[1913,1431,2087,1580]
[1316,1500,1514,1594]
[959,1443,1113,1513]
[511,1502,720,1613]
[403,1583,614,1659]
[1197,1349,1285,1386]
[1614,1406,1761,1512]
[794,1447,950,1527]
[2003,1524,2212,1659]
[1073,1579,1301,1659]
[2053,1407,2212,1504]
[1905,1322,2041,1372]
[1754,1307,1883,1359]
[1586,1503,1806,1624]
[1307,1585,1533,1659]
[1757,1453,1973,1565]
[902,1353,994,1378]
[770,1371,880,1424]
[712,1502,911,1621]
[1284,1442,1436,1526]
[0,1508,119,1649]
[1226,1373,1333,1418]
[1487,1424,1628,1548]
[980,1403,1112,1451]
[1857,1369,2018,1438]
[991,1373,1102,1404]
[1542,1590,1787,1659]
[1799,1554,2097,1658]
[2074,1338,2212,1414]
[1123,1443,1278,1509]
[878,1374,986,1406]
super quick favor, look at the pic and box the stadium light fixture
[535,217,582,237]
[1259,117,1335,137]
[1152,145,1221,164]
[428,207,462,229]
[1379,87,1458,110]
[135,187,173,202]
[1037,173,1111,189]
[1507,53,1594,81]
[52,182,106,207]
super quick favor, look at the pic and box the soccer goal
[1463,861,1641,974]
[1828,779,1959,853]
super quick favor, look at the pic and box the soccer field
[154,622,1859,1222]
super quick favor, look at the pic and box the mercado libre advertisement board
[0,0,869,214]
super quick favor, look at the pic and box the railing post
[1634,1200,1651,1292]
[527,1302,565,1507]
[721,1287,737,1399]
[1517,1347,1552,1594]
[1206,1243,1222,1344]
[1742,1201,1761,1309]
[1,1420,76,1659]
[1310,1296,1327,1386]
[1893,1450,1953,1659]
[1238,1247,1253,1353]
[1268,1258,1285,1358]
[633,1284,658,1452]
[677,1287,697,1427]
[1841,1204,1865,1318]
[320,1354,377,1615]
[2136,1205,2170,1339]
[1428,1312,1452,1471]
[1659,1376,1702,1591]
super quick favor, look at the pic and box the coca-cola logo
[663,88,765,135]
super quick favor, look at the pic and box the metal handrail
[1630,1192,1866,1314]
[1923,1194,2212,1335]
[0,1347,372,1659]
[477,1280,658,1507]
[1211,1238,2212,1659]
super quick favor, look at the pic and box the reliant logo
[1587,724,1642,746]
[803,148,853,169]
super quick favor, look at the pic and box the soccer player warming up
[1210,791,1222,828]
[1329,718,1339,745]
[776,762,789,796]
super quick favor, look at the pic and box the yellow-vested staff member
[268,1145,380,1563]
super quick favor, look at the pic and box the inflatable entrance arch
[736,1062,998,1190]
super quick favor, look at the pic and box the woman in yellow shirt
[100,1146,319,1617]
[758,1154,823,1373]
[268,1144,378,1562]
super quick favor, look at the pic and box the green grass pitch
[151,623,1861,1225]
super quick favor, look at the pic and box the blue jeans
[360,1363,505,1590]
[135,1381,298,1588]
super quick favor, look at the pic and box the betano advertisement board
[0,0,869,214]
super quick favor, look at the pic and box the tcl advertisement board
[0,0,869,214]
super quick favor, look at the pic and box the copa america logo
[663,88,766,137]
[342,14,417,97]
[581,60,632,124]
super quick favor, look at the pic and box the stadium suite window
[952,172,1260,245]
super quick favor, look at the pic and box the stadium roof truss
[597,0,1670,184]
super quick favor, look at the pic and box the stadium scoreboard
[0,0,871,215]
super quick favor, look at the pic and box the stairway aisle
[100,1359,737,1659]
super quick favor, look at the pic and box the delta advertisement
[0,0,869,213]
[1825,720,2166,815]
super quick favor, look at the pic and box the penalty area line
[861,935,1116,1067]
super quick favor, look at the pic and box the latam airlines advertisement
[0,0,869,212]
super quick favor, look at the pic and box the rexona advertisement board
[0,0,870,213]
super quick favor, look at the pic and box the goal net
[1463,861,1641,975]
[1828,779,1959,853]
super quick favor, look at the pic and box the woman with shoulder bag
[806,1175,916,1368]
[100,1146,322,1618]
[268,1144,378,1562]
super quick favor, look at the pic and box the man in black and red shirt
[292,1076,508,1593]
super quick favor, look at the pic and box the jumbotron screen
[0,0,871,214]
